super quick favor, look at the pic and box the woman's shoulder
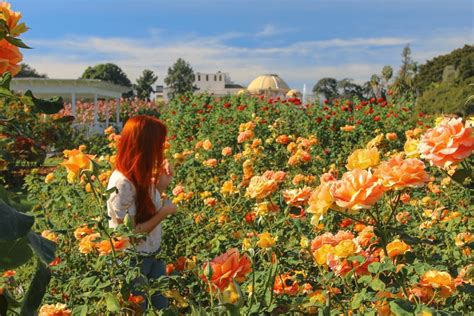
[107,170,135,193]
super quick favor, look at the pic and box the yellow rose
[44,173,55,184]
[346,148,380,170]
[404,138,420,158]
[333,239,357,258]
[257,232,276,248]
[300,236,310,249]
[203,139,213,151]
[386,239,411,258]
[221,282,240,305]
[313,244,334,266]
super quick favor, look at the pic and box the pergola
[11,78,131,133]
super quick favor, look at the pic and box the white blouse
[106,170,162,254]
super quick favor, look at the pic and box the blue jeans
[133,256,169,310]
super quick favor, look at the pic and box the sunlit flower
[246,176,278,200]
[221,180,239,195]
[44,173,55,184]
[38,303,71,316]
[128,294,145,305]
[257,231,276,248]
[222,147,232,156]
[74,225,94,240]
[0,39,22,76]
[331,169,384,212]
[333,239,357,258]
[346,148,380,170]
[340,125,355,132]
[404,138,420,158]
[419,270,456,298]
[203,158,217,167]
[374,155,429,190]
[419,117,474,169]
[386,239,411,258]
[386,133,398,141]
[221,282,240,304]
[283,187,312,207]
[96,237,129,256]
[201,248,252,291]
[273,273,299,295]
[41,230,58,243]
[78,233,100,254]
[307,183,333,225]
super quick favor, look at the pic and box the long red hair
[115,115,167,224]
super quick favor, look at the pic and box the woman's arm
[134,202,177,234]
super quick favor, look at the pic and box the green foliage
[16,63,47,78]
[416,45,474,94]
[134,69,158,100]
[313,77,338,100]
[416,77,474,115]
[81,63,133,97]
[164,58,196,99]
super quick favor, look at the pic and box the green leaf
[451,168,471,184]
[20,260,51,316]
[369,278,386,291]
[368,262,381,274]
[5,36,31,49]
[27,231,56,265]
[72,305,88,316]
[0,199,34,241]
[24,90,64,115]
[0,237,33,270]
[350,291,364,310]
[389,299,415,316]
[0,87,13,98]
[104,293,120,312]
[0,72,12,89]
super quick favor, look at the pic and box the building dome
[247,74,290,95]
[286,89,301,98]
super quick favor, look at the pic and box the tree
[82,63,132,98]
[313,78,338,100]
[164,58,195,98]
[16,63,47,78]
[370,74,382,98]
[393,44,417,97]
[337,78,363,99]
[134,69,158,100]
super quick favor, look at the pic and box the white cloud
[22,28,473,88]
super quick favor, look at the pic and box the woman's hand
[157,159,174,193]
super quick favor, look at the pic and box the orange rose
[283,187,312,207]
[73,225,94,240]
[273,273,299,295]
[340,125,355,132]
[78,233,100,254]
[331,169,385,212]
[38,303,71,316]
[41,230,59,243]
[386,133,398,141]
[419,117,474,169]
[202,139,213,150]
[201,248,252,291]
[276,135,291,144]
[203,158,217,167]
[386,239,411,258]
[128,294,145,305]
[356,226,377,248]
[60,148,95,176]
[246,175,278,200]
[420,270,456,298]
[221,147,232,156]
[0,39,22,76]
[237,129,254,143]
[374,155,429,190]
[0,3,27,36]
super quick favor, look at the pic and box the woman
[106,115,177,310]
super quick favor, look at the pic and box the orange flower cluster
[237,121,256,143]
[38,303,71,316]
[283,186,312,207]
[0,3,27,76]
[374,155,429,190]
[201,248,252,291]
[245,171,285,200]
[287,135,317,166]
[410,270,456,302]
[74,225,128,255]
[419,117,473,169]
[311,230,379,277]
[60,147,96,183]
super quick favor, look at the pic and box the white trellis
[11,78,131,134]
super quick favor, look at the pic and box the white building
[163,71,243,101]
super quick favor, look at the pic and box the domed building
[286,89,302,98]
[247,74,290,97]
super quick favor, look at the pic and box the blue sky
[11,0,474,88]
